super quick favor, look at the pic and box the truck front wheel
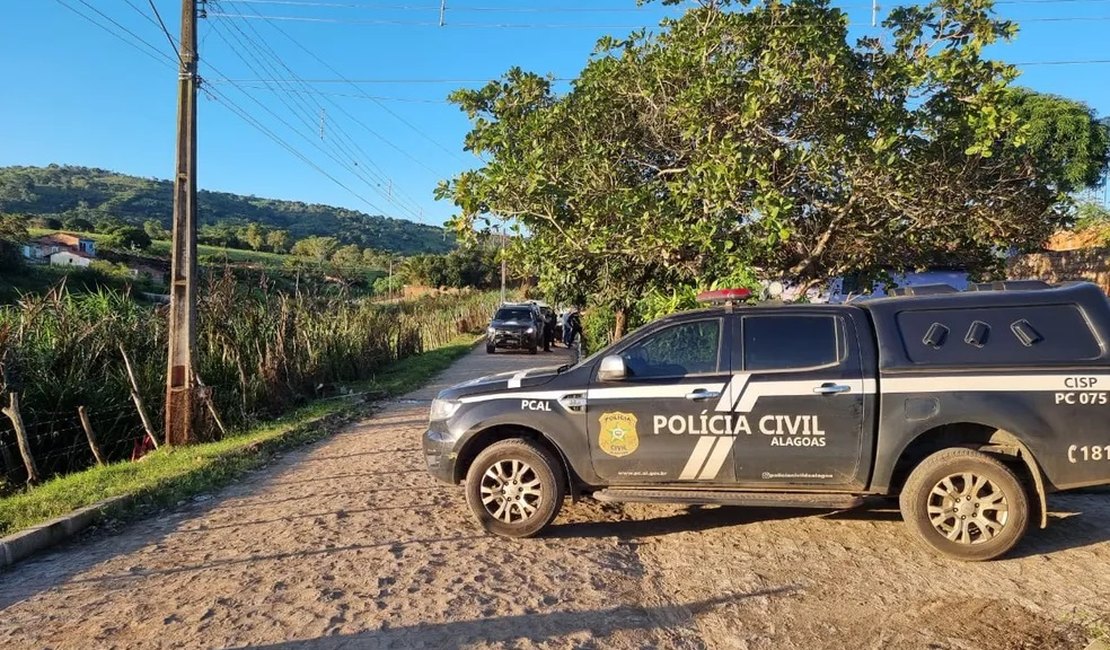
[900,448,1029,561]
[465,439,566,538]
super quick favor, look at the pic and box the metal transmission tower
[165,0,200,445]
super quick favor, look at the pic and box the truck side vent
[964,320,990,348]
[1010,319,1044,347]
[922,323,949,349]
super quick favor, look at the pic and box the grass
[0,335,477,537]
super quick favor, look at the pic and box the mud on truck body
[423,282,1110,560]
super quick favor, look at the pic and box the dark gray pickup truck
[423,282,1110,560]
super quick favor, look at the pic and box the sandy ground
[0,344,1107,649]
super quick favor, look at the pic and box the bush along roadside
[0,271,499,490]
[0,336,477,540]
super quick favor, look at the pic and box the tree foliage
[439,0,1109,335]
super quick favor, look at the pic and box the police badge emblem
[598,411,639,457]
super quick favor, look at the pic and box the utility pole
[388,258,394,301]
[165,0,200,446]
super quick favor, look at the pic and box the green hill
[0,164,454,255]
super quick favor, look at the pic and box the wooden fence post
[195,377,227,439]
[2,392,40,484]
[119,345,159,450]
[78,406,106,466]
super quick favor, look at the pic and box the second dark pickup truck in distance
[486,303,546,354]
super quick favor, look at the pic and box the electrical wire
[223,0,473,165]
[147,0,186,66]
[51,0,178,68]
[207,16,428,217]
[208,8,431,213]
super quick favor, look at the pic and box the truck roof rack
[967,280,1053,292]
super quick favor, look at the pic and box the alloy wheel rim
[480,459,542,523]
[926,471,1009,545]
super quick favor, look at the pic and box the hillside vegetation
[0,164,453,255]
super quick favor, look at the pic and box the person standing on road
[563,308,582,348]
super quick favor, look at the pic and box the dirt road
[0,345,1107,649]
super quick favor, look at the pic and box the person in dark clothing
[563,309,582,347]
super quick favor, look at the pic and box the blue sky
[1,0,1108,228]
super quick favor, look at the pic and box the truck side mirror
[598,355,628,381]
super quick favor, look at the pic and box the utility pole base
[165,386,197,446]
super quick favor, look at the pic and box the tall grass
[0,273,499,492]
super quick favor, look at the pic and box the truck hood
[438,365,563,400]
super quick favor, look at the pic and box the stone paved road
[0,343,1107,649]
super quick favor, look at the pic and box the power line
[207,10,430,216]
[206,12,684,27]
[204,37,395,215]
[204,83,392,215]
[146,0,185,65]
[226,0,671,10]
[224,0,471,164]
[206,76,566,83]
[219,85,450,102]
[1012,58,1110,65]
[210,5,433,210]
[51,0,177,68]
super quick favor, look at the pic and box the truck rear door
[729,308,878,489]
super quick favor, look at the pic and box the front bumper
[488,330,536,349]
[422,420,460,484]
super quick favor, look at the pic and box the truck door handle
[813,383,851,395]
[685,389,722,401]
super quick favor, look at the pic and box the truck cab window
[743,315,839,371]
[622,319,721,378]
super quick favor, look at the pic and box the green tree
[63,216,95,232]
[440,0,1109,337]
[0,213,28,271]
[1003,89,1110,195]
[266,229,291,253]
[290,235,339,261]
[143,219,169,240]
[243,222,267,251]
[102,225,152,251]
[330,243,363,267]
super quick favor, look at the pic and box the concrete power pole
[165,0,200,446]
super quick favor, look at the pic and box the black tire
[485,344,495,354]
[464,439,566,538]
[900,448,1029,561]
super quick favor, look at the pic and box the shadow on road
[549,504,826,539]
[226,588,798,650]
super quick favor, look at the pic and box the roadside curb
[0,494,132,568]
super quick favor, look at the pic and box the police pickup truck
[423,282,1110,560]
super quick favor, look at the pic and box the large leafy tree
[440,0,1108,337]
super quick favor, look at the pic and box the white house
[22,233,97,262]
[48,250,94,268]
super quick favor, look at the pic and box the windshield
[494,308,532,321]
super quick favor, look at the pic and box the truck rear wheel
[900,448,1029,561]
[465,439,565,538]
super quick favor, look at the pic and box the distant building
[22,232,97,262]
[48,250,94,268]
